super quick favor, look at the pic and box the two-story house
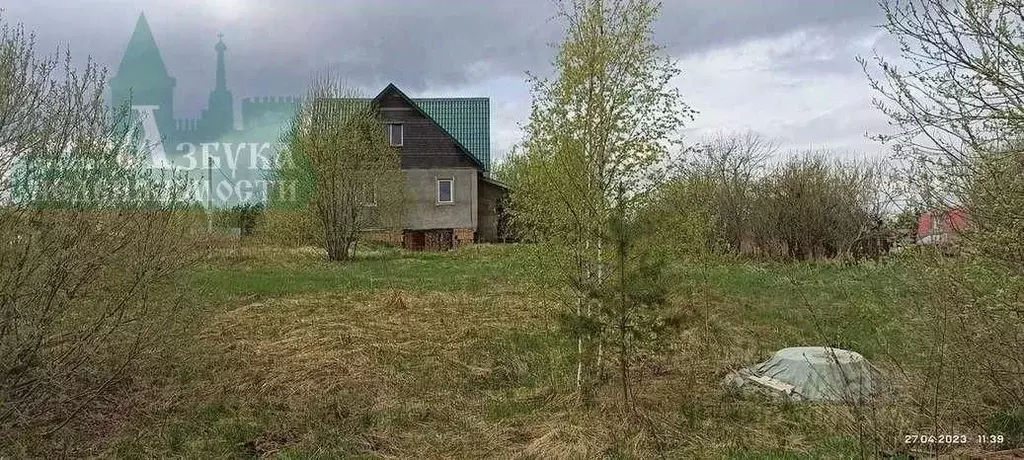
[371,83,508,251]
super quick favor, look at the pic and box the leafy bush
[216,203,264,236]
[647,150,894,262]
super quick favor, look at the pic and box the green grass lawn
[74,243,922,458]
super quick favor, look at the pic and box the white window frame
[436,178,454,205]
[387,123,404,147]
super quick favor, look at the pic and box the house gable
[372,84,486,171]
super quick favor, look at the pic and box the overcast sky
[3,0,897,163]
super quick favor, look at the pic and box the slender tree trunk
[595,233,604,382]
[619,318,629,411]
[576,318,584,396]
[616,183,631,413]
[575,245,585,397]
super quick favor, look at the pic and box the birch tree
[862,0,1024,256]
[509,0,694,400]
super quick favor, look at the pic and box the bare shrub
[265,72,404,261]
[685,131,774,254]
[750,153,890,261]
[0,15,203,447]
[656,147,893,262]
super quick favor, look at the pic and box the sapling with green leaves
[507,0,694,400]
[597,183,679,411]
[852,0,1024,447]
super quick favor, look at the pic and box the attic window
[387,123,404,147]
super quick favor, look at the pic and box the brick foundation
[454,228,475,246]
[397,228,476,251]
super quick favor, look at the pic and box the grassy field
[61,243,924,458]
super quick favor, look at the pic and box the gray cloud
[659,0,881,54]
[774,100,891,155]
[2,0,884,117]
[1,0,898,163]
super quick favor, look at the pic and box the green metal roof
[247,85,493,170]
[413,98,491,170]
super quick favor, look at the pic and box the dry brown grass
[78,247,987,458]
[171,279,847,458]
[204,290,545,395]
[196,289,561,457]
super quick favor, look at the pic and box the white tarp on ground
[724,346,883,403]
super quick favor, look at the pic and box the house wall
[476,179,505,242]
[375,87,483,236]
[402,168,478,231]
[916,208,970,243]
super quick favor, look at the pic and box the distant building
[110,13,507,249]
[916,207,969,245]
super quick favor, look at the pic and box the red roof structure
[916,207,969,245]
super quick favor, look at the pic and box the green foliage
[507,0,695,400]
[217,202,264,236]
[598,185,680,406]
[864,0,1024,445]
[509,0,695,244]
[636,174,723,258]
[892,248,1024,441]
[554,184,683,407]
[965,149,1024,274]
